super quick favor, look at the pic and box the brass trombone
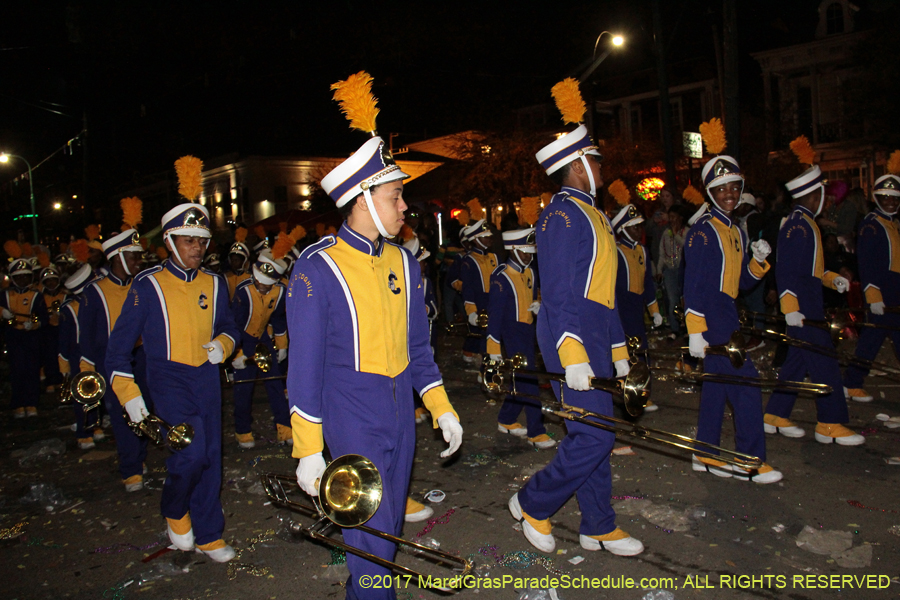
[3,312,40,327]
[632,330,746,368]
[252,343,274,373]
[70,371,106,428]
[262,454,472,590]
[481,355,761,469]
[654,365,833,395]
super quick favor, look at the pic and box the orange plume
[551,78,586,125]
[699,118,727,155]
[278,222,288,233]
[71,239,90,263]
[467,198,484,218]
[20,242,33,257]
[789,135,816,166]
[156,246,168,260]
[59,242,68,254]
[331,71,380,134]
[608,180,631,206]
[887,150,900,176]
[174,156,204,201]
[398,224,415,242]
[85,224,100,241]
[254,225,266,240]
[455,209,470,226]
[140,237,149,250]
[289,225,306,241]
[4,240,22,259]
[682,184,705,206]
[325,225,337,235]
[234,227,248,243]
[37,251,51,268]
[272,232,295,261]
[120,196,143,228]
[519,197,542,226]
[315,223,326,237]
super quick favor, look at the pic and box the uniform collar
[794,204,816,219]
[874,208,895,222]
[560,186,595,207]
[470,246,487,256]
[339,222,385,257]
[618,237,638,250]
[11,283,31,293]
[506,257,525,273]
[106,271,131,286]
[710,206,734,228]
[165,258,199,282]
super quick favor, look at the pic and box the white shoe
[93,429,106,442]
[691,454,732,478]
[732,463,783,484]
[498,423,528,437]
[844,387,873,403]
[462,354,476,364]
[527,434,557,449]
[509,493,555,553]
[405,506,434,523]
[101,415,111,428]
[763,414,805,438]
[642,401,659,412]
[125,480,144,492]
[167,523,195,551]
[196,544,236,563]
[579,530,644,556]
[78,439,96,450]
[815,423,865,446]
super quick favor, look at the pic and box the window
[826,3,844,35]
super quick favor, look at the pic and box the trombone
[445,310,488,338]
[69,371,106,428]
[481,355,761,469]
[262,454,472,590]
[741,309,900,343]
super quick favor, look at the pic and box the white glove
[202,340,225,364]
[467,312,478,326]
[1,308,12,320]
[785,311,805,327]
[437,413,463,457]
[564,362,594,391]
[232,355,248,370]
[833,276,849,294]
[614,359,631,378]
[688,333,709,358]
[277,348,288,362]
[652,312,663,327]
[750,239,771,263]
[22,320,34,330]
[488,354,502,362]
[296,452,327,497]
[528,301,541,315]
[124,396,150,423]
[871,301,885,316]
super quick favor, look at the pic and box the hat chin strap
[706,180,744,212]
[875,194,899,216]
[580,156,597,197]
[621,228,635,244]
[814,187,825,217]
[119,252,132,277]
[363,189,392,239]
[165,233,188,270]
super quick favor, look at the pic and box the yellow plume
[608,180,631,206]
[682,184,705,206]
[71,240,89,263]
[551,78,586,125]
[234,227,248,243]
[331,71,380,134]
[789,135,816,165]
[519,197,542,226]
[325,225,337,235]
[156,246,168,260]
[37,251,50,268]
[289,225,306,241]
[699,118,727,155]
[467,198,484,218]
[398,224,415,242]
[20,242,33,257]
[887,150,900,176]
[4,240,22,259]
[85,224,100,242]
[272,232,295,261]
[174,156,204,201]
[120,196,143,228]
[455,209,470,226]
[315,223,325,237]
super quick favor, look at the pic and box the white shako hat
[252,249,287,285]
[502,228,536,253]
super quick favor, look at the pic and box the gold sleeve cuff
[59,357,70,375]
[685,312,708,335]
[214,334,235,358]
[611,345,629,363]
[273,334,288,350]
[422,385,459,428]
[464,302,477,315]
[558,337,589,368]
[111,375,142,405]
[79,359,95,373]
[749,259,770,279]
[865,286,884,305]
[822,271,838,290]
[486,338,501,355]
[291,413,324,459]
[451,281,462,292]
[647,301,660,316]
[779,293,800,315]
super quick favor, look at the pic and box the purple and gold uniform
[459,222,497,354]
[765,204,849,424]
[288,224,457,600]
[615,238,660,346]
[517,185,630,536]
[684,205,769,460]
[1,260,48,414]
[107,256,237,546]
[40,273,67,387]
[230,273,290,440]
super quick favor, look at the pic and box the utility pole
[652,0,676,187]
[722,0,740,161]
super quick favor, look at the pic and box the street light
[582,31,626,82]
[53,202,62,210]
[0,152,39,244]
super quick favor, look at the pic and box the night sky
[0,0,891,228]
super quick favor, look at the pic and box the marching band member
[843,151,900,402]
[225,227,251,300]
[764,138,863,445]
[1,243,48,418]
[230,250,291,449]
[39,263,67,392]
[459,217,497,362]
[288,72,462,600]
[684,119,781,483]
[106,156,239,562]
[486,228,556,447]
[509,79,642,556]
[202,252,221,274]
[79,227,148,490]
[58,264,101,450]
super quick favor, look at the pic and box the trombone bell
[319,455,383,528]
[252,343,273,373]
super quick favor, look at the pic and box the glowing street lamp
[581,31,626,82]
[0,152,38,244]
[53,202,62,210]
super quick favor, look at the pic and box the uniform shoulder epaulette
[299,235,337,260]
[492,263,507,276]
[235,277,253,292]
[134,265,164,283]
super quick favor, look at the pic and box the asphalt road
[0,332,898,600]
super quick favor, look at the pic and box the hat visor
[875,189,900,198]
[165,226,211,239]
[705,173,744,191]
[505,245,536,253]
[252,266,278,286]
